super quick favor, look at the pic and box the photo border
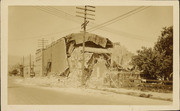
[1,0,179,111]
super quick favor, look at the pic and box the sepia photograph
[1,0,179,111]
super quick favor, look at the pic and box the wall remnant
[35,32,113,86]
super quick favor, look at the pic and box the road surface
[8,77,172,105]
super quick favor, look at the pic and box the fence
[104,72,173,92]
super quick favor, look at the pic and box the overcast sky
[8,6,173,57]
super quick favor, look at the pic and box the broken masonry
[35,32,113,83]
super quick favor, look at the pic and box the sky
[8,6,173,58]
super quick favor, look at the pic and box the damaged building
[35,32,113,83]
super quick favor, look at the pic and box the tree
[131,26,173,80]
[154,26,173,55]
[131,47,157,79]
[154,26,173,81]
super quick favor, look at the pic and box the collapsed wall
[38,32,113,86]
[43,38,69,76]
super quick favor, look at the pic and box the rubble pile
[35,32,135,88]
[86,56,109,88]
[66,47,112,87]
[57,33,113,87]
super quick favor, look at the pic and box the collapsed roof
[64,32,113,57]
[65,32,113,48]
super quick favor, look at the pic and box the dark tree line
[131,26,173,81]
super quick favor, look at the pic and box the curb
[92,88,172,102]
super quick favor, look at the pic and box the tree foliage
[131,26,173,80]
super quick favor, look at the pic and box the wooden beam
[76,7,95,12]
[76,11,95,16]
[86,5,96,8]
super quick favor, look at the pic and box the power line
[36,6,96,26]
[36,6,134,35]
[94,26,154,42]
[87,6,145,31]
[35,6,96,27]
[50,6,96,25]
[9,6,151,42]
[42,6,150,42]
[80,6,151,42]
[9,6,84,41]
[91,7,150,32]
[47,6,76,17]
[85,7,152,42]
[8,26,79,41]
[37,6,150,37]
[87,6,150,31]
[35,6,82,24]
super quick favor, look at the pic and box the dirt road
[8,77,172,105]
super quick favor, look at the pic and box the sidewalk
[94,87,172,101]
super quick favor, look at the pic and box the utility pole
[51,37,54,62]
[76,5,95,85]
[30,54,31,74]
[32,61,34,74]
[22,56,24,77]
[38,38,48,76]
